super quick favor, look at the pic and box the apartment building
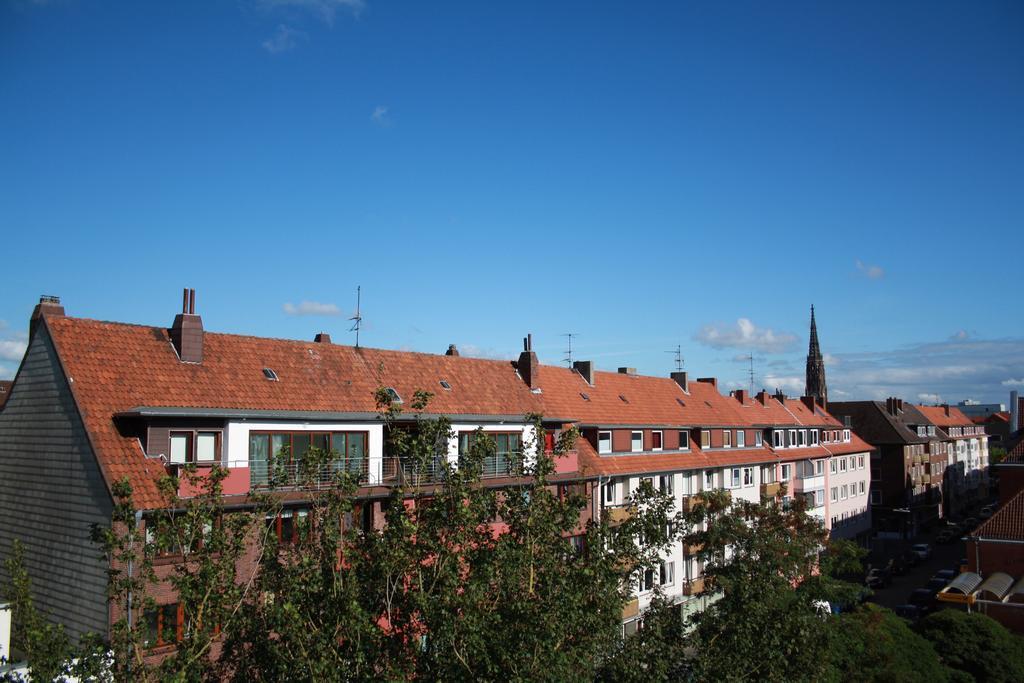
[915,404,991,513]
[0,293,875,645]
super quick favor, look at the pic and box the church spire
[805,305,827,406]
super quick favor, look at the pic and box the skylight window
[619,394,629,404]
[385,387,403,404]
[439,380,451,390]
[580,392,590,401]
[676,398,686,408]
[262,368,278,381]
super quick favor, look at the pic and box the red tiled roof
[536,368,745,426]
[914,404,975,427]
[45,316,546,509]
[974,488,1024,541]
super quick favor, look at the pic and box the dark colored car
[925,577,947,594]
[934,569,957,582]
[908,588,935,609]
[903,549,921,567]
[890,555,908,576]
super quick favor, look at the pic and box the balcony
[250,458,372,491]
[682,577,705,596]
[761,482,781,498]
[622,597,639,620]
[684,540,704,555]
[606,505,635,526]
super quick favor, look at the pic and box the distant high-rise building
[805,305,827,406]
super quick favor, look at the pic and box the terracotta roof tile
[914,404,975,428]
[974,488,1024,541]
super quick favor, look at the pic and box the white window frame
[701,430,711,449]
[844,429,851,442]
[798,430,807,447]
[724,430,732,448]
[660,474,674,496]
[831,487,838,502]
[830,458,836,474]
[858,455,865,469]
[679,431,690,450]
[705,470,716,490]
[810,429,819,446]
[815,459,824,475]
[859,481,866,495]
[841,484,848,500]
[631,431,643,453]
[660,560,675,587]
[651,430,663,452]
[603,480,616,505]
[598,431,612,454]
[788,429,797,447]
[781,464,791,482]
[743,467,753,487]
[736,430,745,448]
[755,431,763,447]
[730,468,741,489]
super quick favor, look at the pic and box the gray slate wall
[0,325,112,642]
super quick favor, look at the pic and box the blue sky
[1,0,1022,406]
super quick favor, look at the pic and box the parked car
[925,577,947,594]
[936,529,957,544]
[894,604,923,620]
[933,569,957,582]
[908,588,935,610]
[910,543,932,560]
[903,549,921,567]
[890,555,908,576]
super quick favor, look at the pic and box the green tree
[825,604,949,683]
[989,446,1007,466]
[676,490,864,682]
[917,609,1024,682]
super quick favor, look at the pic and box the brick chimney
[756,389,772,406]
[800,395,817,412]
[671,371,689,392]
[170,288,203,363]
[445,344,459,357]
[573,360,594,385]
[618,367,637,376]
[943,404,950,417]
[735,389,750,405]
[517,334,539,388]
[885,397,905,416]
[314,332,332,344]
[29,295,65,339]
[697,377,718,389]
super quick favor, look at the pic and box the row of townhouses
[0,293,987,646]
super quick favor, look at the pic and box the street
[864,527,966,611]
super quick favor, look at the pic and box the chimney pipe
[573,360,594,385]
[671,371,689,392]
[517,333,539,388]
[756,390,772,406]
[445,344,459,357]
[618,367,637,376]
[697,377,718,389]
[800,395,816,412]
[314,333,332,344]
[736,389,749,405]
[171,287,204,363]
[181,288,189,314]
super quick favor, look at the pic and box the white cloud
[1002,378,1024,387]
[951,330,970,341]
[259,0,365,26]
[459,344,503,360]
[823,353,839,367]
[371,105,390,127]
[855,259,885,280]
[262,24,306,53]
[917,392,942,404]
[283,301,341,316]
[694,318,797,354]
[827,336,1024,404]
[0,340,28,362]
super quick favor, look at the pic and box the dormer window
[701,430,711,449]
[723,430,732,448]
[773,430,783,448]
[631,431,643,452]
[736,430,745,448]
[598,431,612,454]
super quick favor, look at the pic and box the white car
[910,543,932,560]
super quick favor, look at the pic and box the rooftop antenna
[665,344,684,372]
[748,353,756,395]
[349,286,362,348]
[562,333,578,367]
